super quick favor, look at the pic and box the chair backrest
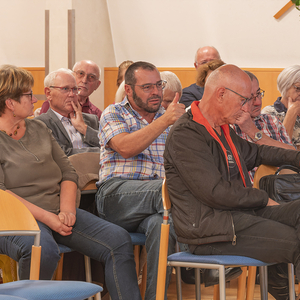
[252,165,277,189]
[156,178,171,300]
[0,190,41,280]
[162,178,171,211]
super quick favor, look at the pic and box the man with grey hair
[36,68,100,156]
[180,46,221,108]
[160,71,182,109]
[40,60,102,119]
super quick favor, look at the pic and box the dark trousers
[191,200,300,280]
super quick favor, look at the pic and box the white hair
[277,65,300,98]
[160,71,182,98]
[44,68,74,87]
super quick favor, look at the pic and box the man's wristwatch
[252,131,263,142]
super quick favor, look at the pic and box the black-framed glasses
[131,80,167,93]
[224,87,252,106]
[50,86,78,95]
[22,91,33,100]
[252,89,265,100]
[294,85,300,94]
[74,70,98,82]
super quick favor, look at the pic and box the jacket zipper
[230,213,237,245]
[18,141,40,161]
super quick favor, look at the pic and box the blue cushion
[129,233,146,245]
[168,252,273,267]
[0,296,27,300]
[0,280,103,300]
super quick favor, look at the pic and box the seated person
[233,70,295,182]
[180,46,221,107]
[0,65,141,300]
[36,68,100,156]
[115,80,126,104]
[160,71,182,110]
[232,71,295,300]
[40,60,102,119]
[164,64,300,300]
[262,65,300,150]
[96,61,186,300]
[116,60,134,87]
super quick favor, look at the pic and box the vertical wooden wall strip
[68,9,75,70]
[45,10,50,76]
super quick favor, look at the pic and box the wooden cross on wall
[274,1,295,19]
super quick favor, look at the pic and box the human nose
[32,95,38,103]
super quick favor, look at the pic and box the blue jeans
[96,178,176,300]
[0,208,141,300]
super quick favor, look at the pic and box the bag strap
[275,165,300,175]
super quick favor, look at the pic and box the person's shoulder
[261,105,275,115]
[26,118,49,130]
[82,112,98,121]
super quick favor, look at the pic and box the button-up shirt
[98,97,168,184]
[232,113,292,182]
[52,110,84,149]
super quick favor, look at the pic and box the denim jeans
[96,177,177,300]
[191,201,300,280]
[0,208,141,300]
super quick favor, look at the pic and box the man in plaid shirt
[232,71,295,300]
[96,61,185,300]
[232,71,295,182]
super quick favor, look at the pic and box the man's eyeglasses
[131,80,167,93]
[50,86,79,95]
[252,89,265,100]
[224,87,252,106]
[74,70,98,83]
[22,91,33,100]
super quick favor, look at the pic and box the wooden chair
[0,189,102,300]
[156,177,295,300]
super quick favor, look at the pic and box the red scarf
[191,101,246,187]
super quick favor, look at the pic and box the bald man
[40,60,102,119]
[180,46,221,108]
[164,64,300,291]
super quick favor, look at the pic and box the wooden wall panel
[22,67,46,111]
[104,67,284,110]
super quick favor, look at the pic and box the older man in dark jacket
[164,64,300,298]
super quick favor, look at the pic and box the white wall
[0,0,299,109]
[107,0,300,68]
[0,0,45,67]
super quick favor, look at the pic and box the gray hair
[244,70,259,83]
[160,71,182,98]
[277,65,300,98]
[44,68,74,87]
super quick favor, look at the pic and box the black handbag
[259,165,300,203]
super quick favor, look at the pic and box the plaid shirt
[98,97,168,184]
[232,113,292,182]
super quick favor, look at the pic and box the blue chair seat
[0,280,103,300]
[167,252,274,267]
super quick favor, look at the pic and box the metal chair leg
[175,266,182,300]
[195,268,201,300]
[288,263,295,300]
[259,265,268,300]
[219,266,226,300]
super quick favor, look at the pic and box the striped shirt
[98,97,168,184]
[232,113,292,182]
